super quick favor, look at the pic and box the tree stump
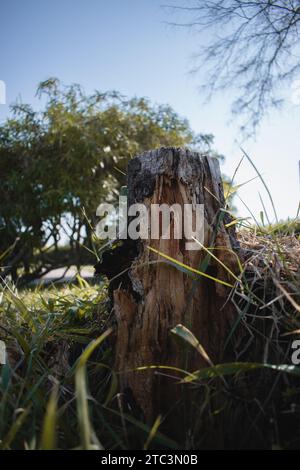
[96,147,240,422]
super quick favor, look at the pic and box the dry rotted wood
[96,147,240,422]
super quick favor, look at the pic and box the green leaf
[171,324,213,367]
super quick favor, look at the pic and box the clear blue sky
[1,0,299,221]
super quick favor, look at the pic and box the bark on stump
[96,147,239,422]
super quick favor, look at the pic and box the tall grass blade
[181,362,300,383]
[147,246,234,288]
[241,148,279,223]
[75,328,112,450]
[40,387,58,450]
[171,324,214,367]
[191,236,242,282]
[144,415,162,450]
[0,405,31,450]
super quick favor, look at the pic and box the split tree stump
[96,147,240,422]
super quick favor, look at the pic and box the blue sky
[1,0,299,221]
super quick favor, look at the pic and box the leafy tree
[0,78,222,282]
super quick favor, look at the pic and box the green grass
[0,281,112,450]
[0,281,181,449]
[1,189,300,449]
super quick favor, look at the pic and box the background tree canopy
[170,0,300,134]
[0,78,223,283]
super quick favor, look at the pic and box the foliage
[1,214,300,449]
[0,280,178,449]
[0,78,220,283]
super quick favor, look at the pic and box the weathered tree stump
[96,147,240,422]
